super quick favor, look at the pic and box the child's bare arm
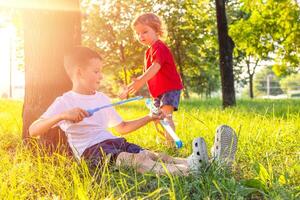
[29,115,64,137]
[119,62,161,99]
[129,62,161,94]
[114,115,153,135]
[136,62,161,85]
[114,112,163,135]
[29,108,89,137]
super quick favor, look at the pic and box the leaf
[278,175,286,185]
[254,162,270,184]
[241,179,267,192]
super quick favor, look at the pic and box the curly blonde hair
[132,13,166,37]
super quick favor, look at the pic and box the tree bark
[215,0,236,108]
[119,43,128,85]
[249,74,254,98]
[246,57,259,99]
[22,0,81,151]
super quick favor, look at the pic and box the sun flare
[0,17,24,99]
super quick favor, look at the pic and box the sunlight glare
[0,0,80,11]
[0,21,24,99]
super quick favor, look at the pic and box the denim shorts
[82,138,143,167]
[153,90,181,111]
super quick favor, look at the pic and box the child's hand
[119,86,129,100]
[60,108,89,123]
[128,78,144,95]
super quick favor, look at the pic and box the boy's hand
[149,111,165,122]
[60,108,89,123]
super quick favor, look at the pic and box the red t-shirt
[145,40,183,98]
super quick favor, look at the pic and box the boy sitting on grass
[29,46,238,175]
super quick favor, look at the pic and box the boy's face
[134,23,158,46]
[77,58,103,94]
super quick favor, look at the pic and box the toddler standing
[120,13,183,146]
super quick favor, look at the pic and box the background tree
[230,0,300,98]
[258,0,300,74]
[215,0,236,107]
[22,0,81,148]
[229,5,270,98]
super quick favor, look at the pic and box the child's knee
[160,105,174,114]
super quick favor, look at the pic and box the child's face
[134,23,158,46]
[77,58,103,94]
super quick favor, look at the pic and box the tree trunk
[119,43,128,85]
[249,74,254,98]
[22,1,81,152]
[246,57,259,99]
[215,0,236,108]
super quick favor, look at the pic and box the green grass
[0,98,299,199]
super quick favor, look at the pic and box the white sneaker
[187,137,209,171]
[211,125,238,166]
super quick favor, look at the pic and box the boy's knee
[141,150,159,160]
[135,151,150,162]
[116,152,132,166]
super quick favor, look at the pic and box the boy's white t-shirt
[41,91,123,158]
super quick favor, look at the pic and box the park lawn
[0,98,299,199]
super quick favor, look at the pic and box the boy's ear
[75,66,82,76]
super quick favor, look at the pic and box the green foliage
[1,98,300,198]
[230,0,300,75]
[229,0,299,98]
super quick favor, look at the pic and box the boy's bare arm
[114,113,162,135]
[29,115,64,137]
[29,108,89,137]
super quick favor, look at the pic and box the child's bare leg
[143,150,187,165]
[158,153,187,165]
[154,121,166,138]
[160,105,175,144]
[116,151,189,175]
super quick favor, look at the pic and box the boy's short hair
[64,46,102,71]
[132,13,165,37]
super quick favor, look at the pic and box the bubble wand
[86,96,143,116]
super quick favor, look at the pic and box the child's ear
[74,66,82,77]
